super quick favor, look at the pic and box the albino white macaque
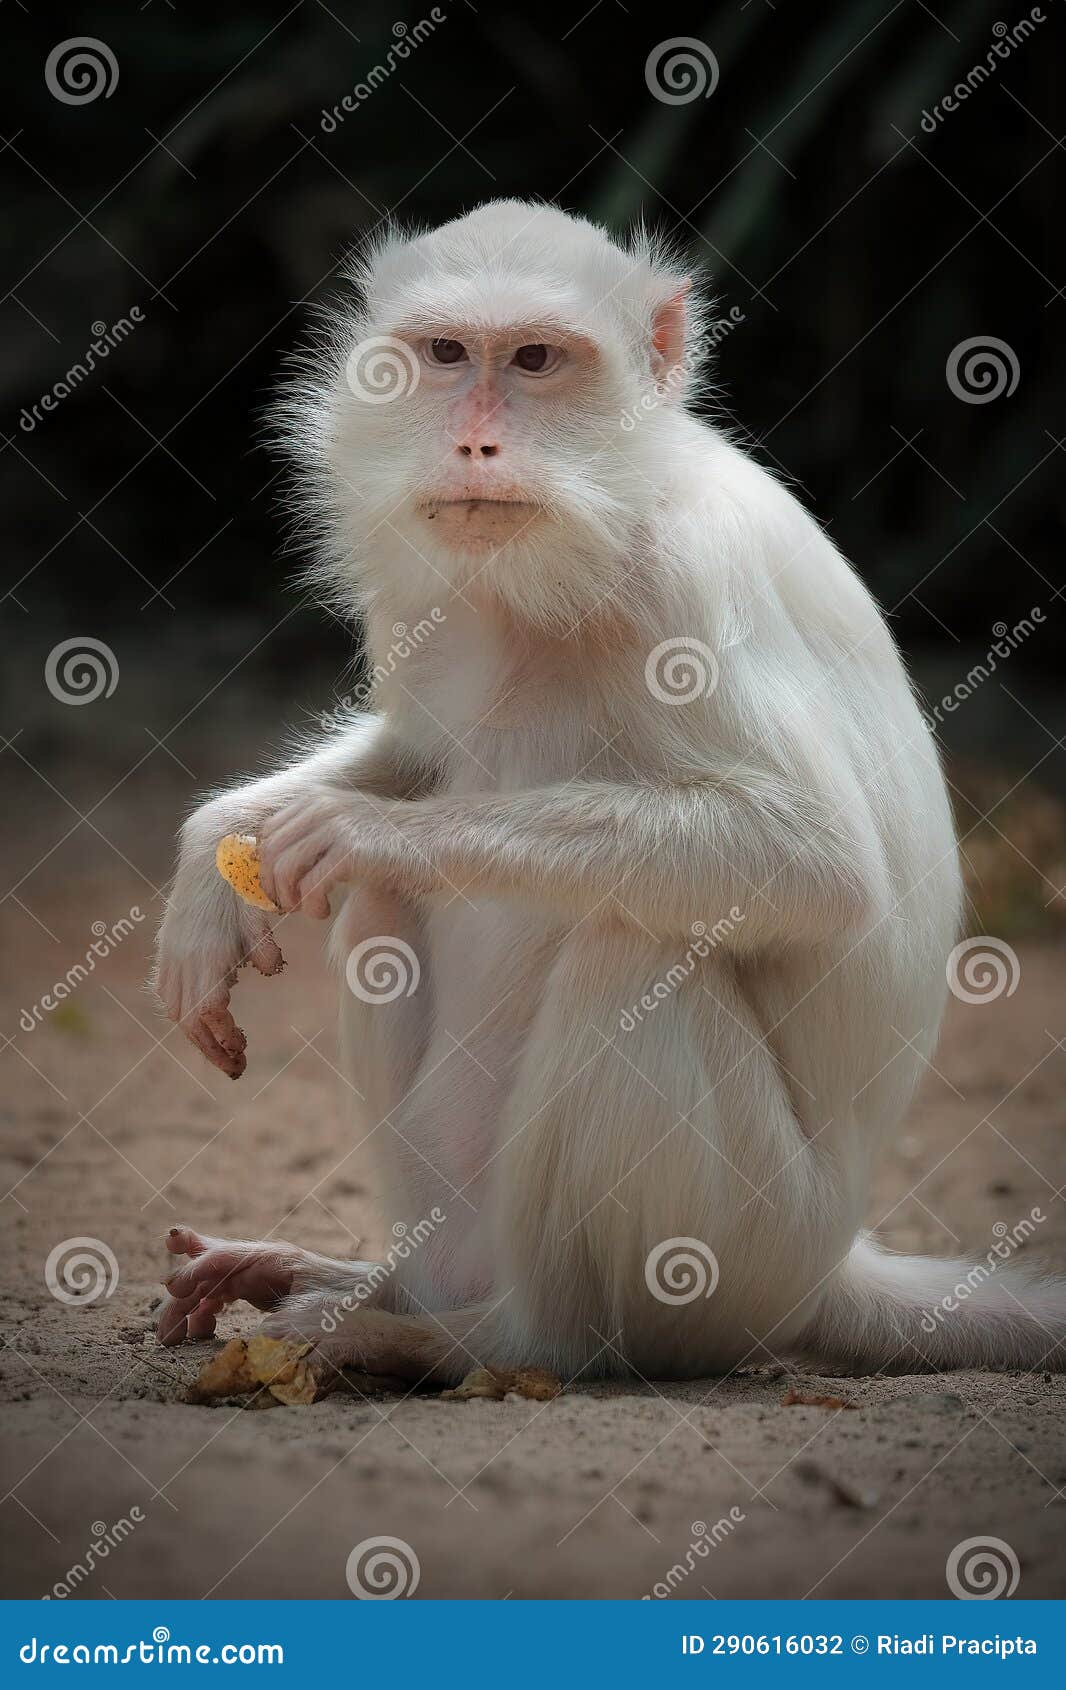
[153,201,1065,1382]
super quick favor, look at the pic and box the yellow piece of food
[185,1337,259,1402]
[215,832,278,911]
[441,1365,562,1402]
[187,1335,327,1406]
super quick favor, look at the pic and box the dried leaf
[187,1335,329,1406]
[185,1338,258,1403]
[442,1365,562,1402]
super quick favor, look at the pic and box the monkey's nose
[457,439,500,458]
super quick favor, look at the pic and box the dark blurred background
[2,0,1064,925]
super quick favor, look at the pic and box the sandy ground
[2,741,1065,1603]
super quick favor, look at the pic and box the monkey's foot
[156,1226,379,1346]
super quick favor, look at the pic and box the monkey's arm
[154,714,425,1076]
[259,765,886,948]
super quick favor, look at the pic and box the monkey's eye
[512,343,562,375]
[424,338,468,366]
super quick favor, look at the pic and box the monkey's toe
[156,1234,300,1346]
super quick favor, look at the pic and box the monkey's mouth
[418,497,543,545]
[420,496,539,512]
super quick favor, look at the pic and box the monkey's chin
[418,499,542,549]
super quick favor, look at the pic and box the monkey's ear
[650,282,692,386]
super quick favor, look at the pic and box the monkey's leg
[332,883,432,1129]
[478,925,838,1379]
[156,1227,393,1345]
[264,927,840,1385]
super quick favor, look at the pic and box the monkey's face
[407,327,605,551]
[305,202,700,626]
[331,318,644,621]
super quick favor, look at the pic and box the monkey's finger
[183,964,239,1025]
[165,1255,293,1313]
[257,804,316,854]
[189,1022,243,1079]
[256,850,279,910]
[202,1006,247,1061]
[166,1225,212,1260]
[245,929,284,976]
[185,1297,224,1340]
[164,1256,242,1304]
[181,1016,245,1080]
[258,811,335,895]
[157,1292,198,1345]
[274,843,331,914]
[297,863,336,921]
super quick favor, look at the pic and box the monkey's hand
[257,789,372,920]
[154,806,285,1079]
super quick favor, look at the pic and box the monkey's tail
[801,1233,1066,1373]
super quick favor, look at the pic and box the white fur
[155,202,1065,1379]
